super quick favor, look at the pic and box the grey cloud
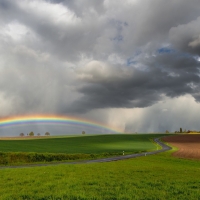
[0,0,106,62]
[1,0,200,62]
[124,96,200,133]
[66,52,200,113]
[0,41,78,116]
[169,16,200,56]
[109,0,200,57]
[61,0,106,17]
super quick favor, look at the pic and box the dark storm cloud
[169,17,200,56]
[1,0,200,62]
[67,52,200,113]
[0,0,107,61]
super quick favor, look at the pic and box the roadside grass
[0,150,200,200]
[0,134,169,165]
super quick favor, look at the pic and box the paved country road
[0,137,172,169]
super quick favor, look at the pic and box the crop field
[0,134,162,154]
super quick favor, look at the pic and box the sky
[0,0,200,135]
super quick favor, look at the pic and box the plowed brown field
[163,134,200,160]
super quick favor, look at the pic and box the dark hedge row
[0,151,122,165]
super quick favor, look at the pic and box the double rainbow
[0,115,122,133]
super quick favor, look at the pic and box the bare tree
[82,131,85,135]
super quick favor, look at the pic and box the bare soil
[163,134,200,160]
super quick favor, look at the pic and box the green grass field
[0,150,200,199]
[0,134,162,154]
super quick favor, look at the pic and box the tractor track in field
[0,137,172,169]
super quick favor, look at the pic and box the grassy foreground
[0,150,200,200]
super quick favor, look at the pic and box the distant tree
[45,132,50,136]
[165,130,169,133]
[180,128,182,133]
[19,133,24,137]
[82,131,85,135]
[29,131,34,136]
[37,133,40,136]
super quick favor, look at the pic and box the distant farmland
[0,134,163,154]
[0,134,167,165]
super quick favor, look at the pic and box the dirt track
[163,134,200,160]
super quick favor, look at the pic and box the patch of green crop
[0,134,166,154]
[0,149,200,200]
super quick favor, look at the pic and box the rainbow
[0,115,123,133]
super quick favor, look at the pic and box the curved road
[84,137,172,163]
[0,137,172,169]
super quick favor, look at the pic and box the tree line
[19,132,50,137]
[174,128,200,133]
